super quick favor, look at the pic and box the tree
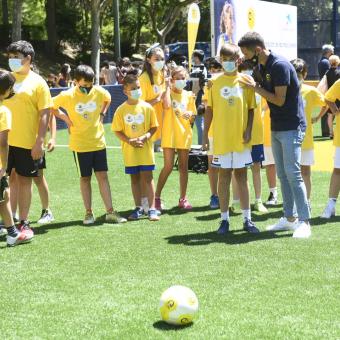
[12,0,23,42]
[45,0,57,57]
[149,0,197,48]
[90,0,111,84]
[2,0,9,25]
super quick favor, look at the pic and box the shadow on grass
[163,205,213,216]
[310,216,340,226]
[153,320,193,331]
[165,229,291,246]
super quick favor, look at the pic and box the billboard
[210,0,297,60]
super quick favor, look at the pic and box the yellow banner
[188,3,201,70]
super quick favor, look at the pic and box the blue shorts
[251,144,265,163]
[125,165,155,175]
[73,148,108,177]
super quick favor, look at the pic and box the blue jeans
[271,129,310,221]
[195,115,204,145]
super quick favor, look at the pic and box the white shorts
[334,147,340,169]
[208,137,214,156]
[301,149,315,166]
[212,149,252,169]
[262,146,275,166]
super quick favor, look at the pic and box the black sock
[7,225,18,237]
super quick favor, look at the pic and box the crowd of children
[0,36,339,246]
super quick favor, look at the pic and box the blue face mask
[130,88,142,100]
[174,79,187,90]
[152,61,165,72]
[222,61,237,73]
[8,58,24,73]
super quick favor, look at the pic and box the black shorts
[7,146,46,177]
[73,148,108,177]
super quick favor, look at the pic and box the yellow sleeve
[52,91,68,110]
[149,106,159,128]
[37,80,53,111]
[325,80,340,102]
[0,107,11,132]
[207,84,213,108]
[312,88,326,107]
[111,109,124,132]
[188,92,197,115]
[102,87,111,102]
[247,88,257,110]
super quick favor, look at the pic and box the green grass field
[0,125,339,339]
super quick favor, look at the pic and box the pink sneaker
[178,198,192,210]
[155,197,164,211]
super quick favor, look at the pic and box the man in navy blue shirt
[318,44,334,79]
[238,31,311,238]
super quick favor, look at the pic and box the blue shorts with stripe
[251,144,265,163]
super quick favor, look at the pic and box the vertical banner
[188,3,201,70]
[211,0,297,60]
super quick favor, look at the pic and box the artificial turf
[0,126,339,339]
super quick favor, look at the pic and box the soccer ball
[159,285,199,325]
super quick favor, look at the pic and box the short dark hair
[0,69,15,95]
[123,73,138,88]
[192,49,204,62]
[238,32,266,49]
[102,60,109,68]
[74,65,95,82]
[7,40,35,62]
[207,58,222,70]
[220,43,241,59]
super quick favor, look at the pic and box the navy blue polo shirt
[259,53,306,132]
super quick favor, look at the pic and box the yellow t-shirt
[139,71,165,140]
[53,86,110,152]
[161,90,196,149]
[112,100,158,167]
[251,94,264,145]
[207,73,256,154]
[0,104,11,168]
[301,84,325,150]
[263,107,271,147]
[4,71,52,149]
[325,79,340,147]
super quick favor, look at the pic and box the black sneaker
[243,219,260,233]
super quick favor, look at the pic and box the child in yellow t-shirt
[155,66,196,211]
[203,59,223,210]
[292,59,326,203]
[318,78,340,218]
[139,45,166,149]
[0,70,33,246]
[203,43,259,234]
[112,74,159,221]
[52,65,126,225]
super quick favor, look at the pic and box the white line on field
[55,144,122,149]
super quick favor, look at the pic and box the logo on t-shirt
[172,99,187,116]
[220,86,243,102]
[124,113,145,128]
[75,101,97,119]
[153,85,161,94]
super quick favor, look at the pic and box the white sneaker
[37,210,54,224]
[320,206,335,219]
[266,217,298,231]
[7,229,34,247]
[293,221,311,238]
[0,227,8,236]
[83,212,95,225]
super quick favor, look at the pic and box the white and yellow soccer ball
[159,285,199,325]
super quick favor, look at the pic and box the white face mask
[130,88,142,100]
[174,79,186,90]
[152,60,165,72]
[8,58,24,73]
[222,61,237,73]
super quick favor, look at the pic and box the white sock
[141,197,149,213]
[242,209,251,221]
[270,187,278,197]
[255,198,262,203]
[328,198,337,210]
[221,211,229,221]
